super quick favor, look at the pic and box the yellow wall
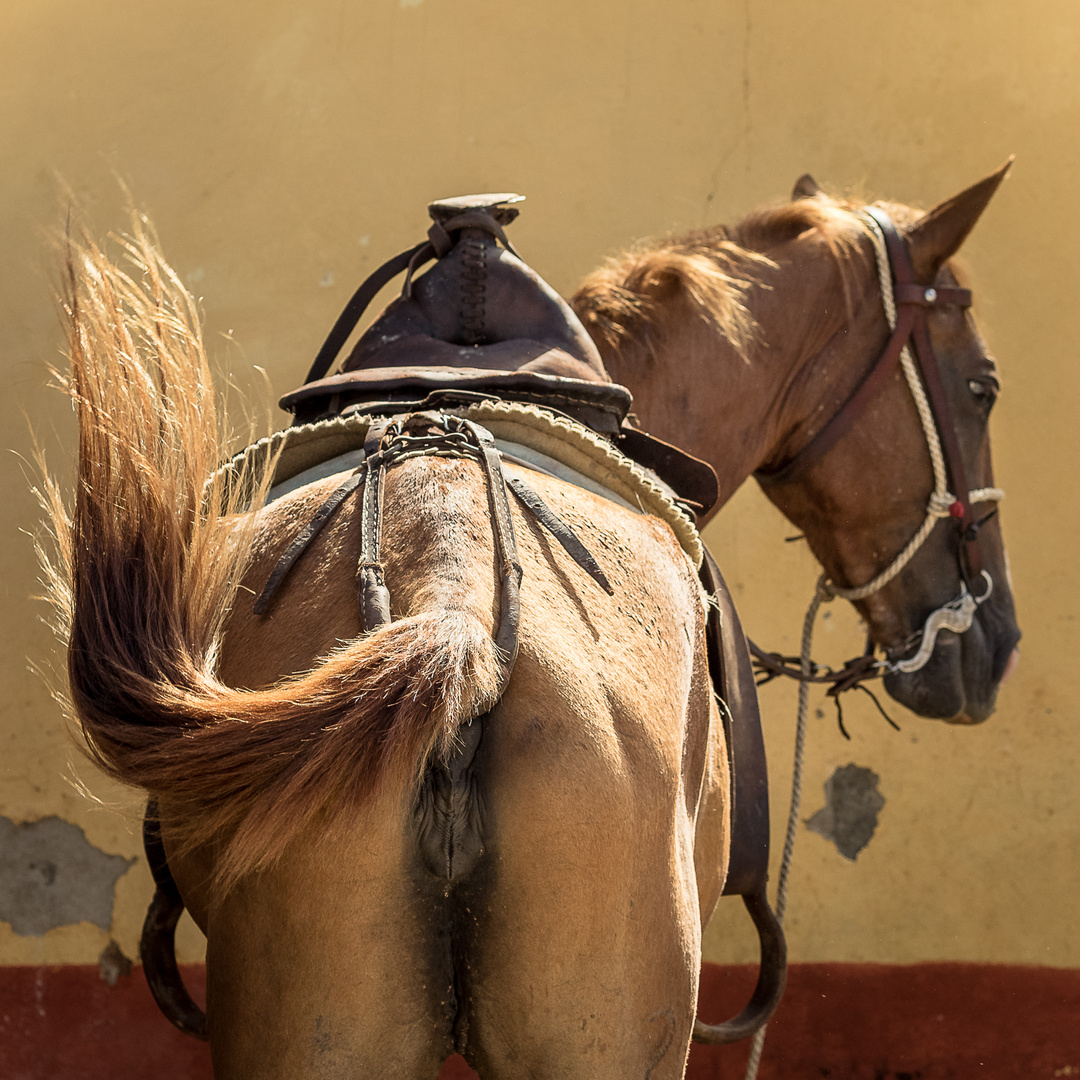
[1,0,1075,969]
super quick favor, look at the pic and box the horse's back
[179,454,722,1079]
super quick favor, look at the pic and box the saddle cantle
[279,193,719,514]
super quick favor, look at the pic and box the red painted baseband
[2,962,1077,1079]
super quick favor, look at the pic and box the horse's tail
[41,216,504,892]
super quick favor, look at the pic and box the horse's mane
[572,191,912,358]
[570,231,775,359]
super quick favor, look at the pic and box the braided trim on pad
[217,402,701,567]
[456,401,701,567]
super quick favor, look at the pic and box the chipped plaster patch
[99,940,133,986]
[0,816,135,936]
[806,764,885,861]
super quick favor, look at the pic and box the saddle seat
[279,194,718,512]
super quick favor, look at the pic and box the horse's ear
[792,174,823,200]
[906,157,1014,279]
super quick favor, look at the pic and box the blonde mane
[572,191,893,359]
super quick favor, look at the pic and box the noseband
[754,207,1003,688]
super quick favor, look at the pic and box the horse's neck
[603,321,820,511]
[674,338,796,508]
[613,267,877,517]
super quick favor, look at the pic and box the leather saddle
[279,193,719,514]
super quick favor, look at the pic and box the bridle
[737,208,1006,1080]
[751,206,1004,698]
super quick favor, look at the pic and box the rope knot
[928,492,957,518]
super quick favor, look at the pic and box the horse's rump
[45,204,732,1078]
[165,447,723,1077]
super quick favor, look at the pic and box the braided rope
[824,215,1003,603]
[743,576,827,1080]
[214,400,703,566]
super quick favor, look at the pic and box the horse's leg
[168,791,454,1080]
[457,646,715,1080]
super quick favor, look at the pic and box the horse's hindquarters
[448,511,716,1078]
[169,455,722,1079]
[190,795,456,1080]
[457,688,703,1078]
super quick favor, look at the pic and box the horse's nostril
[1000,647,1020,686]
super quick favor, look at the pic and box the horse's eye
[967,377,999,408]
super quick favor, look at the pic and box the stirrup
[140,804,208,1040]
[692,889,787,1045]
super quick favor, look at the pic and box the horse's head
[572,163,1020,723]
[754,165,1020,723]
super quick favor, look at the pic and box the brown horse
[572,164,1021,723]
[43,215,742,1079]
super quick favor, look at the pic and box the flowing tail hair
[37,213,503,893]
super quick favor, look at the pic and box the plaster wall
[0,0,1074,972]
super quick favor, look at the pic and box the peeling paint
[0,816,135,936]
[806,764,885,861]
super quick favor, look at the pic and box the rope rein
[742,581,824,1079]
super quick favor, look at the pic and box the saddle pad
[218,400,702,568]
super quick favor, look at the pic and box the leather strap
[758,303,919,488]
[304,245,428,386]
[252,470,365,615]
[693,547,787,1044]
[358,420,394,631]
[458,418,523,694]
[699,548,770,897]
[140,804,209,1040]
[895,282,971,306]
[863,207,982,579]
[756,206,984,582]
[505,476,613,595]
